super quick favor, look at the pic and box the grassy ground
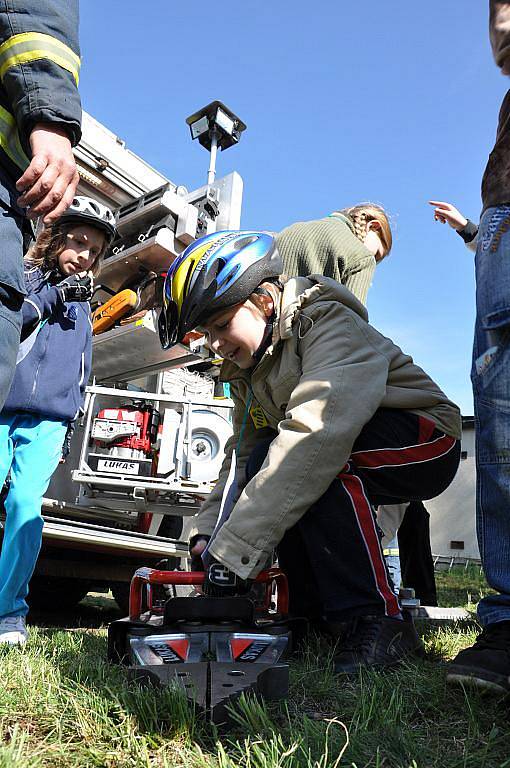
[0,568,508,768]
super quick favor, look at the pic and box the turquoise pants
[0,412,67,618]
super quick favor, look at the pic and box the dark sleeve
[456,220,479,244]
[0,0,82,153]
[21,283,62,336]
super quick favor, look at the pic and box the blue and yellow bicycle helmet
[158,230,282,349]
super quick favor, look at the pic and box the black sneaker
[447,621,510,694]
[333,614,424,674]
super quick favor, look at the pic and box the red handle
[129,566,289,621]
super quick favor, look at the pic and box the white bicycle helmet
[57,195,117,242]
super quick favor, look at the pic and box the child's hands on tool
[57,271,94,302]
[203,558,250,597]
[189,534,210,571]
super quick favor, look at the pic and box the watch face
[208,562,236,587]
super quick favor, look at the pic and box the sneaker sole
[446,668,509,694]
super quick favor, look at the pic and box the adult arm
[429,201,478,253]
[0,1,82,222]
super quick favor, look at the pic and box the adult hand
[16,123,80,225]
[428,201,468,231]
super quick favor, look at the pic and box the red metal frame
[129,567,289,621]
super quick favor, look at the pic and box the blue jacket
[3,267,92,422]
[0,0,81,294]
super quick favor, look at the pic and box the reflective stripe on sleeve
[0,32,80,85]
[0,103,29,170]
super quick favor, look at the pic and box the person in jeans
[159,230,461,674]
[447,1,510,694]
[0,1,82,412]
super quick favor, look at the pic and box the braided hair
[337,203,393,257]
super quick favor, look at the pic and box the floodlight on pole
[186,101,247,185]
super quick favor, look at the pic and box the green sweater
[276,212,376,306]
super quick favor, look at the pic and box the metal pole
[207,130,218,185]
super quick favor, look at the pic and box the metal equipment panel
[92,311,207,382]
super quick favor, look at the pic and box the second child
[0,196,116,645]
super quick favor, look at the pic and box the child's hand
[203,558,250,597]
[56,271,94,302]
[189,535,210,572]
[428,201,468,231]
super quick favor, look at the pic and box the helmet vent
[233,235,257,251]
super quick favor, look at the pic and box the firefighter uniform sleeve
[0,0,82,164]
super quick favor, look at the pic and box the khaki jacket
[191,276,461,579]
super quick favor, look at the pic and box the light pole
[186,101,247,186]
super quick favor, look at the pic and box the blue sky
[79,2,504,415]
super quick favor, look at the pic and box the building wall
[426,423,478,559]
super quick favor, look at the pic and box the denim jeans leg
[0,203,27,410]
[471,205,510,626]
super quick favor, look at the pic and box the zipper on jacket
[28,319,50,407]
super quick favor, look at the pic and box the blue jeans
[383,536,401,594]
[472,205,510,625]
[0,412,67,618]
[0,202,30,411]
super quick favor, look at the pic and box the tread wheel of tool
[28,576,89,611]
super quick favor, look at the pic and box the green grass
[0,569,508,768]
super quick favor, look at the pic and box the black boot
[447,620,510,694]
[333,614,424,674]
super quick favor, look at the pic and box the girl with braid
[276,202,392,306]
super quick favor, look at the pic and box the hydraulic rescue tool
[108,567,302,725]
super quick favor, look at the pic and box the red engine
[91,402,160,459]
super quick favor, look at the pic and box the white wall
[427,423,478,558]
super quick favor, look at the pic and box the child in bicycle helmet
[159,229,462,676]
[0,196,116,646]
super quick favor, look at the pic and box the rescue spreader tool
[108,567,300,725]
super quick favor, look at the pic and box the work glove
[188,534,210,571]
[202,557,251,598]
[56,272,94,303]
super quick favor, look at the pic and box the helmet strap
[251,312,275,364]
[251,283,280,364]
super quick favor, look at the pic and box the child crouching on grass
[158,230,461,674]
[0,196,116,646]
